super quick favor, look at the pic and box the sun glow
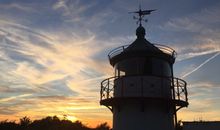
[66,115,78,122]
[59,115,78,122]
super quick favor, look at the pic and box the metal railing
[173,78,188,102]
[100,77,116,100]
[108,44,177,60]
[108,45,129,59]
[100,76,187,104]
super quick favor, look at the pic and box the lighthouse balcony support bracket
[100,75,188,110]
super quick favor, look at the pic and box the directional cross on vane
[129,7,156,26]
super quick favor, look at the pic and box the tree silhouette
[0,115,110,130]
[0,120,19,130]
[20,116,31,129]
[95,122,111,130]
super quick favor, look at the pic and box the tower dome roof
[108,25,176,66]
[124,25,162,53]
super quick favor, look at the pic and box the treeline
[0,116,110,130]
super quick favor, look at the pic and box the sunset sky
[0,0,220,127]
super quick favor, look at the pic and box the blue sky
[0,0,220,126]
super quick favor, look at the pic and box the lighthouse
[100,8,188,130]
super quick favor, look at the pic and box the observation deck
[100,75,188,110]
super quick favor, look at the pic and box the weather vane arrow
[129,6,156,26]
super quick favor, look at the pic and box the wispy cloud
[181,52,220,78]
[0,94,32,102]
[0,11,113,125]
[160,4,220,61]
[53,0,96,22]
[0,3,35,12]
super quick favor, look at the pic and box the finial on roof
[136,25,145,38]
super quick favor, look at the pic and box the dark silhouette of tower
[100,8,188,130]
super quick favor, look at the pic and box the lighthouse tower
[100,9,188,130]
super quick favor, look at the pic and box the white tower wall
[113,76,175,130]
[113,102,174,130]
[114,76,172,98]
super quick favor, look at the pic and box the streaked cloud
[181,52,220,78]
[0,7,112,125]
[0,3,35,12]
[159,3,220,61]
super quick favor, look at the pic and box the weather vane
[129,5,156,26]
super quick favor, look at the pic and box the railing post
[177,79,180,100]
[107,79,110,99]
[108,55,110,61]
[185,82,188,102]
[100,83,102,101]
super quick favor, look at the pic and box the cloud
[52,0,96,22]
[52,0,121,32]
[164,18,204,33]
[187,81,220,97]
[0,13,115,124]
[159,4,220,61]
[0,107,18,115]
[38,76,78,96]
[159,4,220,121]
[0,3,35,12]
[181,52,220,78]
[0,94,32,102]
[0,85,34,94]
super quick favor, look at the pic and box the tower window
[114,57,171,77]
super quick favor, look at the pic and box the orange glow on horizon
[0,114,112,128]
